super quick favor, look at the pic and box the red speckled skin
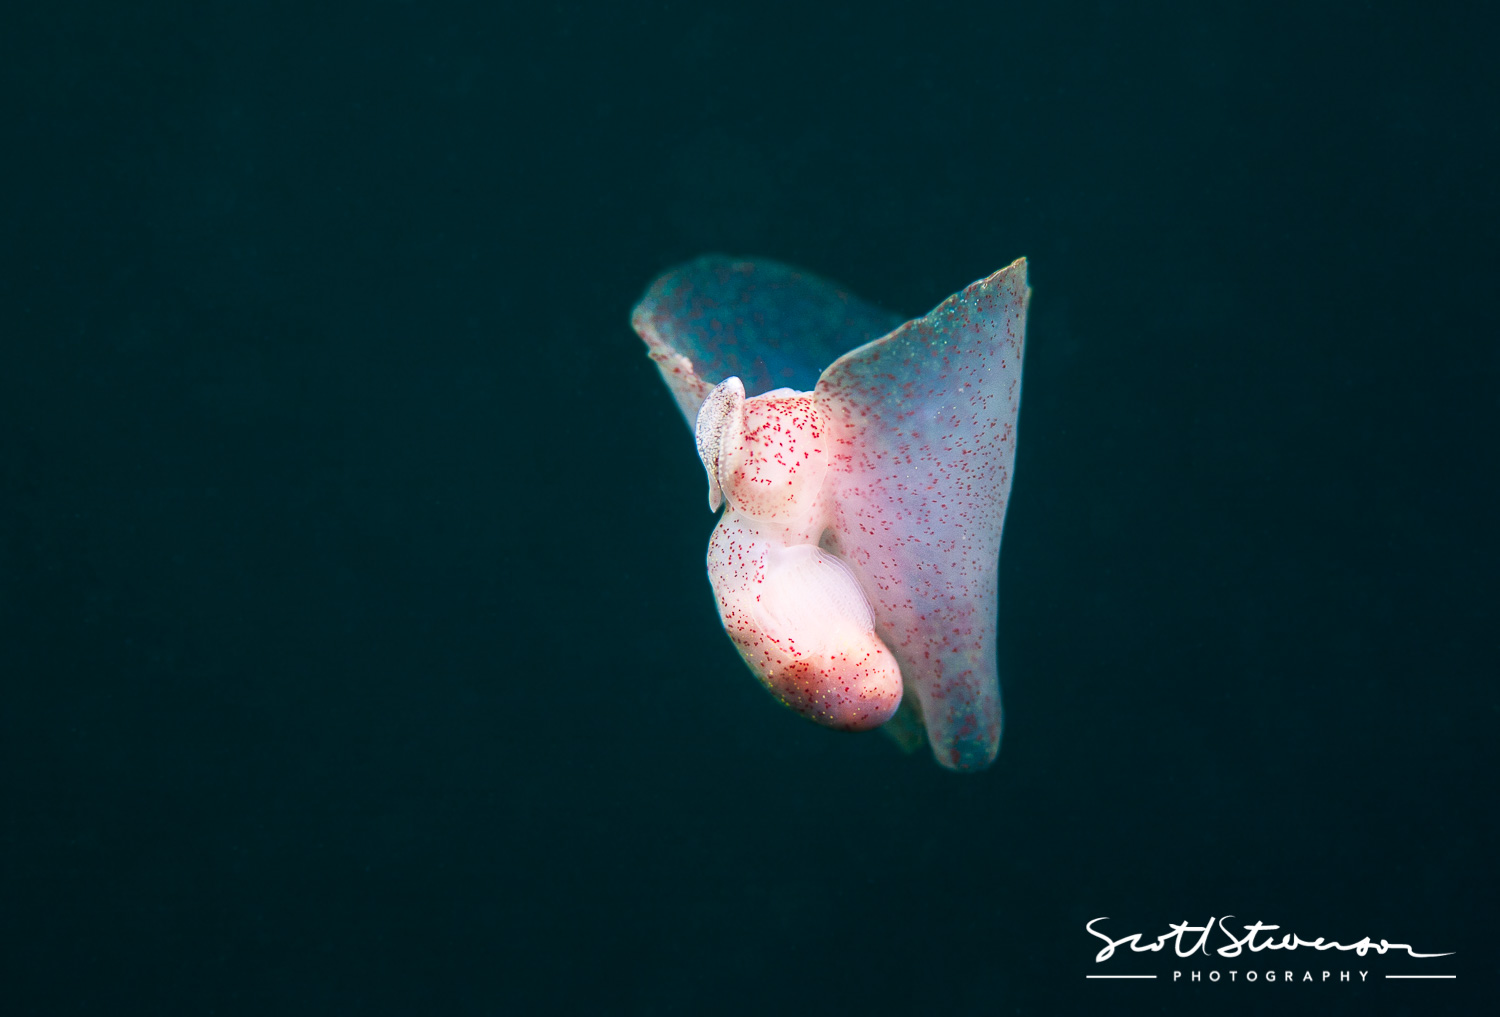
[725,393,827,519]
[632,256,1029,772]
[704,391,904,731]
[816,259,1029,771]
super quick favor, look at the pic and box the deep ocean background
[3,2,1495,1014]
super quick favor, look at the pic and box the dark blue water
[3,3,1494,1014]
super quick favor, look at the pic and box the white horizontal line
[1385,975,1456,979]
[1086,975,1157,979]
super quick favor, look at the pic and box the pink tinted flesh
[708,392,903,732]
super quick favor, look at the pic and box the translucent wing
[815,259,1029,771]
[631,256,903,428]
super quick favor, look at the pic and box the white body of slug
[696,378,903,730]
